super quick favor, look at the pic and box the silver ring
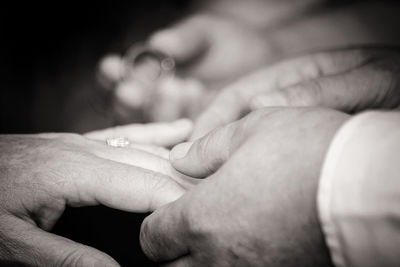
[106,137,130,148]
[123,43,175,82]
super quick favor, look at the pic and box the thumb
[1,216,119,267]
[148,15,209,64]
[250,64,398,112]
[170,122,239,178]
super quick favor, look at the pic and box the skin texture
[140,107,349,267]
[0,120,197,266]
[191,47,400,139]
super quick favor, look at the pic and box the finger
[113,78,149,109]
[140,200,189,262]
[190,88,246,140]
[148,15,209,64]
[250,61,398,112]
[190,63,292,140]
[97,54,124,84]
[161,256,193,267]
[1,215,119,267]
[90,142,199,190]
[37,132,169,161]
[170,122,239,178]
[191,49,371,139]
[84,119,193,147]
[67,155,186,212]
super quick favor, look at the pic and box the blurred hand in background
[97,0,322,123]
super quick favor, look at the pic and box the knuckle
[285,81,322,106]
[318,48,369,73]
[301,54,325,78]
[58,248,93,267]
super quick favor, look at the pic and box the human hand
[192,47,400,139]
[0,120,197,266]
[140,107,348,266]
[98,2,281,123]
[148,12,275,88]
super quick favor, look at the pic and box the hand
[148,11,276,88]
[0,120,197,266]
[192,47,400,139]
[140,108,349,266]
[98,2,284,122]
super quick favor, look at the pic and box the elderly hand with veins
[140,108,349,267]
[0,119,198,267]
[191,47,400,139]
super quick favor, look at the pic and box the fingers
[171,122,239,178]
[84,119,193,147]
[191,48,372,139]
[68,155,186,212]
[148,15,209,64]
[190,89,245,140]
[250,59,398,112]
[0,216,119,267]
[89,141,198,190]
[97,54,124,85]
[140,200,189,262]
[189,60,298,139]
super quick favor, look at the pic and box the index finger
[191,68,277,139]
[85,119,193,147]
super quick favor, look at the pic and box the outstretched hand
[0,120,197,266]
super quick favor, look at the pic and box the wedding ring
[106,137,130,148]
[123,43,175,82]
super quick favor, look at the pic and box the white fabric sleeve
[318,111,400,267]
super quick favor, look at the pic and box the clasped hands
[3,45,400,266]
[139,46,400,266]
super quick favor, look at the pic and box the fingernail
[170,142,193,160]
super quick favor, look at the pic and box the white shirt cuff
[318,111,400,267]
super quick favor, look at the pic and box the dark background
[1,2,188,266]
